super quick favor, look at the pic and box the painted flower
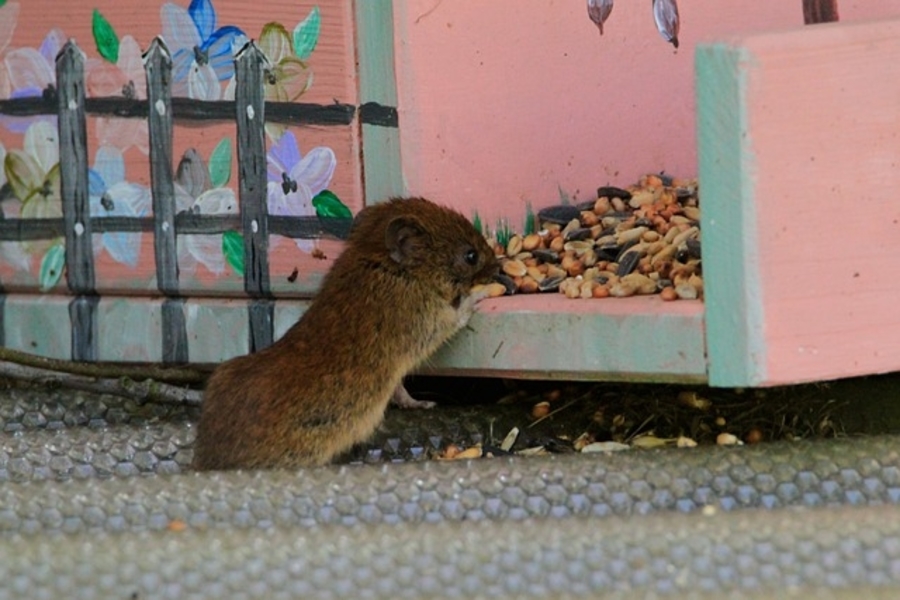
[86,35,149,154]
[88,146,152,267]
[223,11,318,139]
[0,1,21,100]
[1,27,64,133]
[258,23,312,103]
[3,120,60,219]
[266,131,335,253]
[161,0,247,100]
[173,148,238,274]
[0,139,33,272]
[1,121,62,272]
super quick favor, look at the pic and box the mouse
[192,197,499,470]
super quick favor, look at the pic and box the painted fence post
[234,42,274,352]
[144,37,188,364]
[0,35,362,364]
[56,40,98,361]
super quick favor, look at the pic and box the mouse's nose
[473,258,500,285]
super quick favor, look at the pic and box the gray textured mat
[4,379,900,597]
[3,503,900,599]
[1,435,899,536]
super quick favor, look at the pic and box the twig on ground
[0,360,203,406]
[0,346,208,385]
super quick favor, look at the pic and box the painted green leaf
[92,9,120,64]
[208,138,232,188]
[0,1,7,9]
[312,189,351,219]
[472,211,482,235]
[222,230,244,276]
[293,6,320,60]
[39,243,65,291]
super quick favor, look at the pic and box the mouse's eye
[464,248,479,266]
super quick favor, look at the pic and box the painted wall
[0,0,362,297]
[393,0,900,228]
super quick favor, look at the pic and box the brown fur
[192,197,498,470]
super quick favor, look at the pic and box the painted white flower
[4,120,60,219]
[1,121,61,271]
[174,148,237,274]
[0,1,21,100]
[86,35,149,154]
[0,139,32,272]
[266,131,335,252]
[88,146,151,267]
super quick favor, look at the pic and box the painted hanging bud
[652,0,680,48]
[587,0,613,35]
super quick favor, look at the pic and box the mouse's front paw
[468,284,494,303]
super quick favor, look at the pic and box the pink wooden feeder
[0,0,898,387]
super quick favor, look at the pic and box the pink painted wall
[740,18,900,383]
[393,0,900,227]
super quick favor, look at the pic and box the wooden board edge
[695,43,767,388]
[355,1,406,203]
[0,293,313,366]
[425,295,708,384]
[2,292,705,382]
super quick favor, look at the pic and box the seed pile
[483,174,702,301]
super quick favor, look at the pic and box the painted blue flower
[161,0,247,99]
[88,146,151,267]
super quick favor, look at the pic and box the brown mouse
[192,197,499,470]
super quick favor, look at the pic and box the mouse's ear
[386,215,430,265]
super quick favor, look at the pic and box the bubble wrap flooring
[3,386,900,598]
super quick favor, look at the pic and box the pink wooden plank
[737,18,900,384]
[390,0,898,231]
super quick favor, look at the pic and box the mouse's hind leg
[390,383,436,409]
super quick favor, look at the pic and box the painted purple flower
[161,0,247,99]
[1,27,64,132]
[266,131,335,252]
